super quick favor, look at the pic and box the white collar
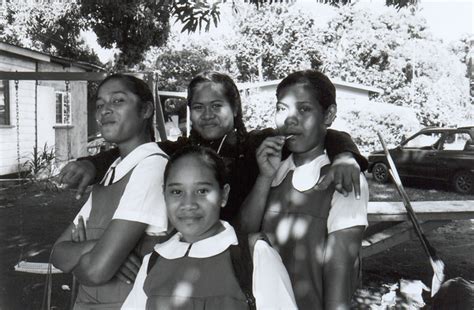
[154,221,238,259]
[271,152,331,192]
[100,142,165,184]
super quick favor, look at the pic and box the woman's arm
[71,219,148,286]
[325,129,367,171]
[323,226,365,310]
[58,148,120,199]
[320,129,368,198]
[52,222,97,273]
[239,136,284,233]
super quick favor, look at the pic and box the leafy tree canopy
[1,0,418,69]
[1,2,100,65]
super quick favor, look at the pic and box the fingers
[77,216,87,241]
[351,169,361,200]
[116,254,142,284]
[57,165,80,188]
[340,169,353,196]
[57,161,96,200]
[257,137,285,154]
[333,169,348,197]
[116,270,133,284]
[71,227,79,242]
[76,175,91,200]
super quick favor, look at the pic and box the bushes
[241,89,276,131]
[332,100,421,154]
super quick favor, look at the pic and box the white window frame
[55,91,72,125]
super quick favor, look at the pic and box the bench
[361,200,474,258]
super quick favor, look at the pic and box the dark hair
[276,70,336,111]
[187,71,247,141]
[163,145,228,188]
[98,74,156,141]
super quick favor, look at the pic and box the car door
[434,131,473,181]
[395,131,444,179]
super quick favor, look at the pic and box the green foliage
[22,143,59,191]
[229,5,321,82]
[241,90,276,131]
[333,102,421,153]
[173,0,221,33]
[153,45,215,91]
[1,2,100,64]
[319,6,471,127]
[80,0,171,69]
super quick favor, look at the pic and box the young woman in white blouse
[52,74,169,309]
[122,146,297,310]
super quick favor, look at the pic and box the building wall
[0,53,89,175]
[0,55,40,175]
[37,62,89,162]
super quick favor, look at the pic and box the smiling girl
[122,146,297,310]
[241,70,369,310]
[52,74,169,309]
[59,71,368,228]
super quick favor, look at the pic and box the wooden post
[147,72,167,142]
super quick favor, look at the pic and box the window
[55,91,72,125]
[442,133,472,151]
[0,80,10,125]
[403,132,443,148]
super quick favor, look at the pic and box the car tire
[372,162,389,183]
[452,171,473,194]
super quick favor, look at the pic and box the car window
[403,132,443,148]
[441,133,471,151]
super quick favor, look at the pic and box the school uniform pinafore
[143,247,249,310]
[262,164,359,309]
[74,168,136,310]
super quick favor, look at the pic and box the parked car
[368,126,474,194]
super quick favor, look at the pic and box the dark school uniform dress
[121,221,297,310]
[73,143,168,310]
[74,169,135,310]
[262,153,367,310]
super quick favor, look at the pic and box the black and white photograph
[0,0,473,309]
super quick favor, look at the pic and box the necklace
[216,134,228,154]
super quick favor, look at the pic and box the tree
[79,0,171,69]
[229,5,321,82]
[153,45,215,91]
[318,5,471,126]
[1,2,100,64]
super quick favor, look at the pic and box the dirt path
[0,180,473,309]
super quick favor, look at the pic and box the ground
[0,176,473,310]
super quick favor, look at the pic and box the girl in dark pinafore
[52,74,169,309]
[122,146,297,310]
[241,70,369,310]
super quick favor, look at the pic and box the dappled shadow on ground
[0,180,472,309]
[0,182,86,310]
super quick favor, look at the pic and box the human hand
[316,152,361,199]
[57,161,96,200]
[115,252,142,284]
[256,136,284,179]
[71,216,87,242]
